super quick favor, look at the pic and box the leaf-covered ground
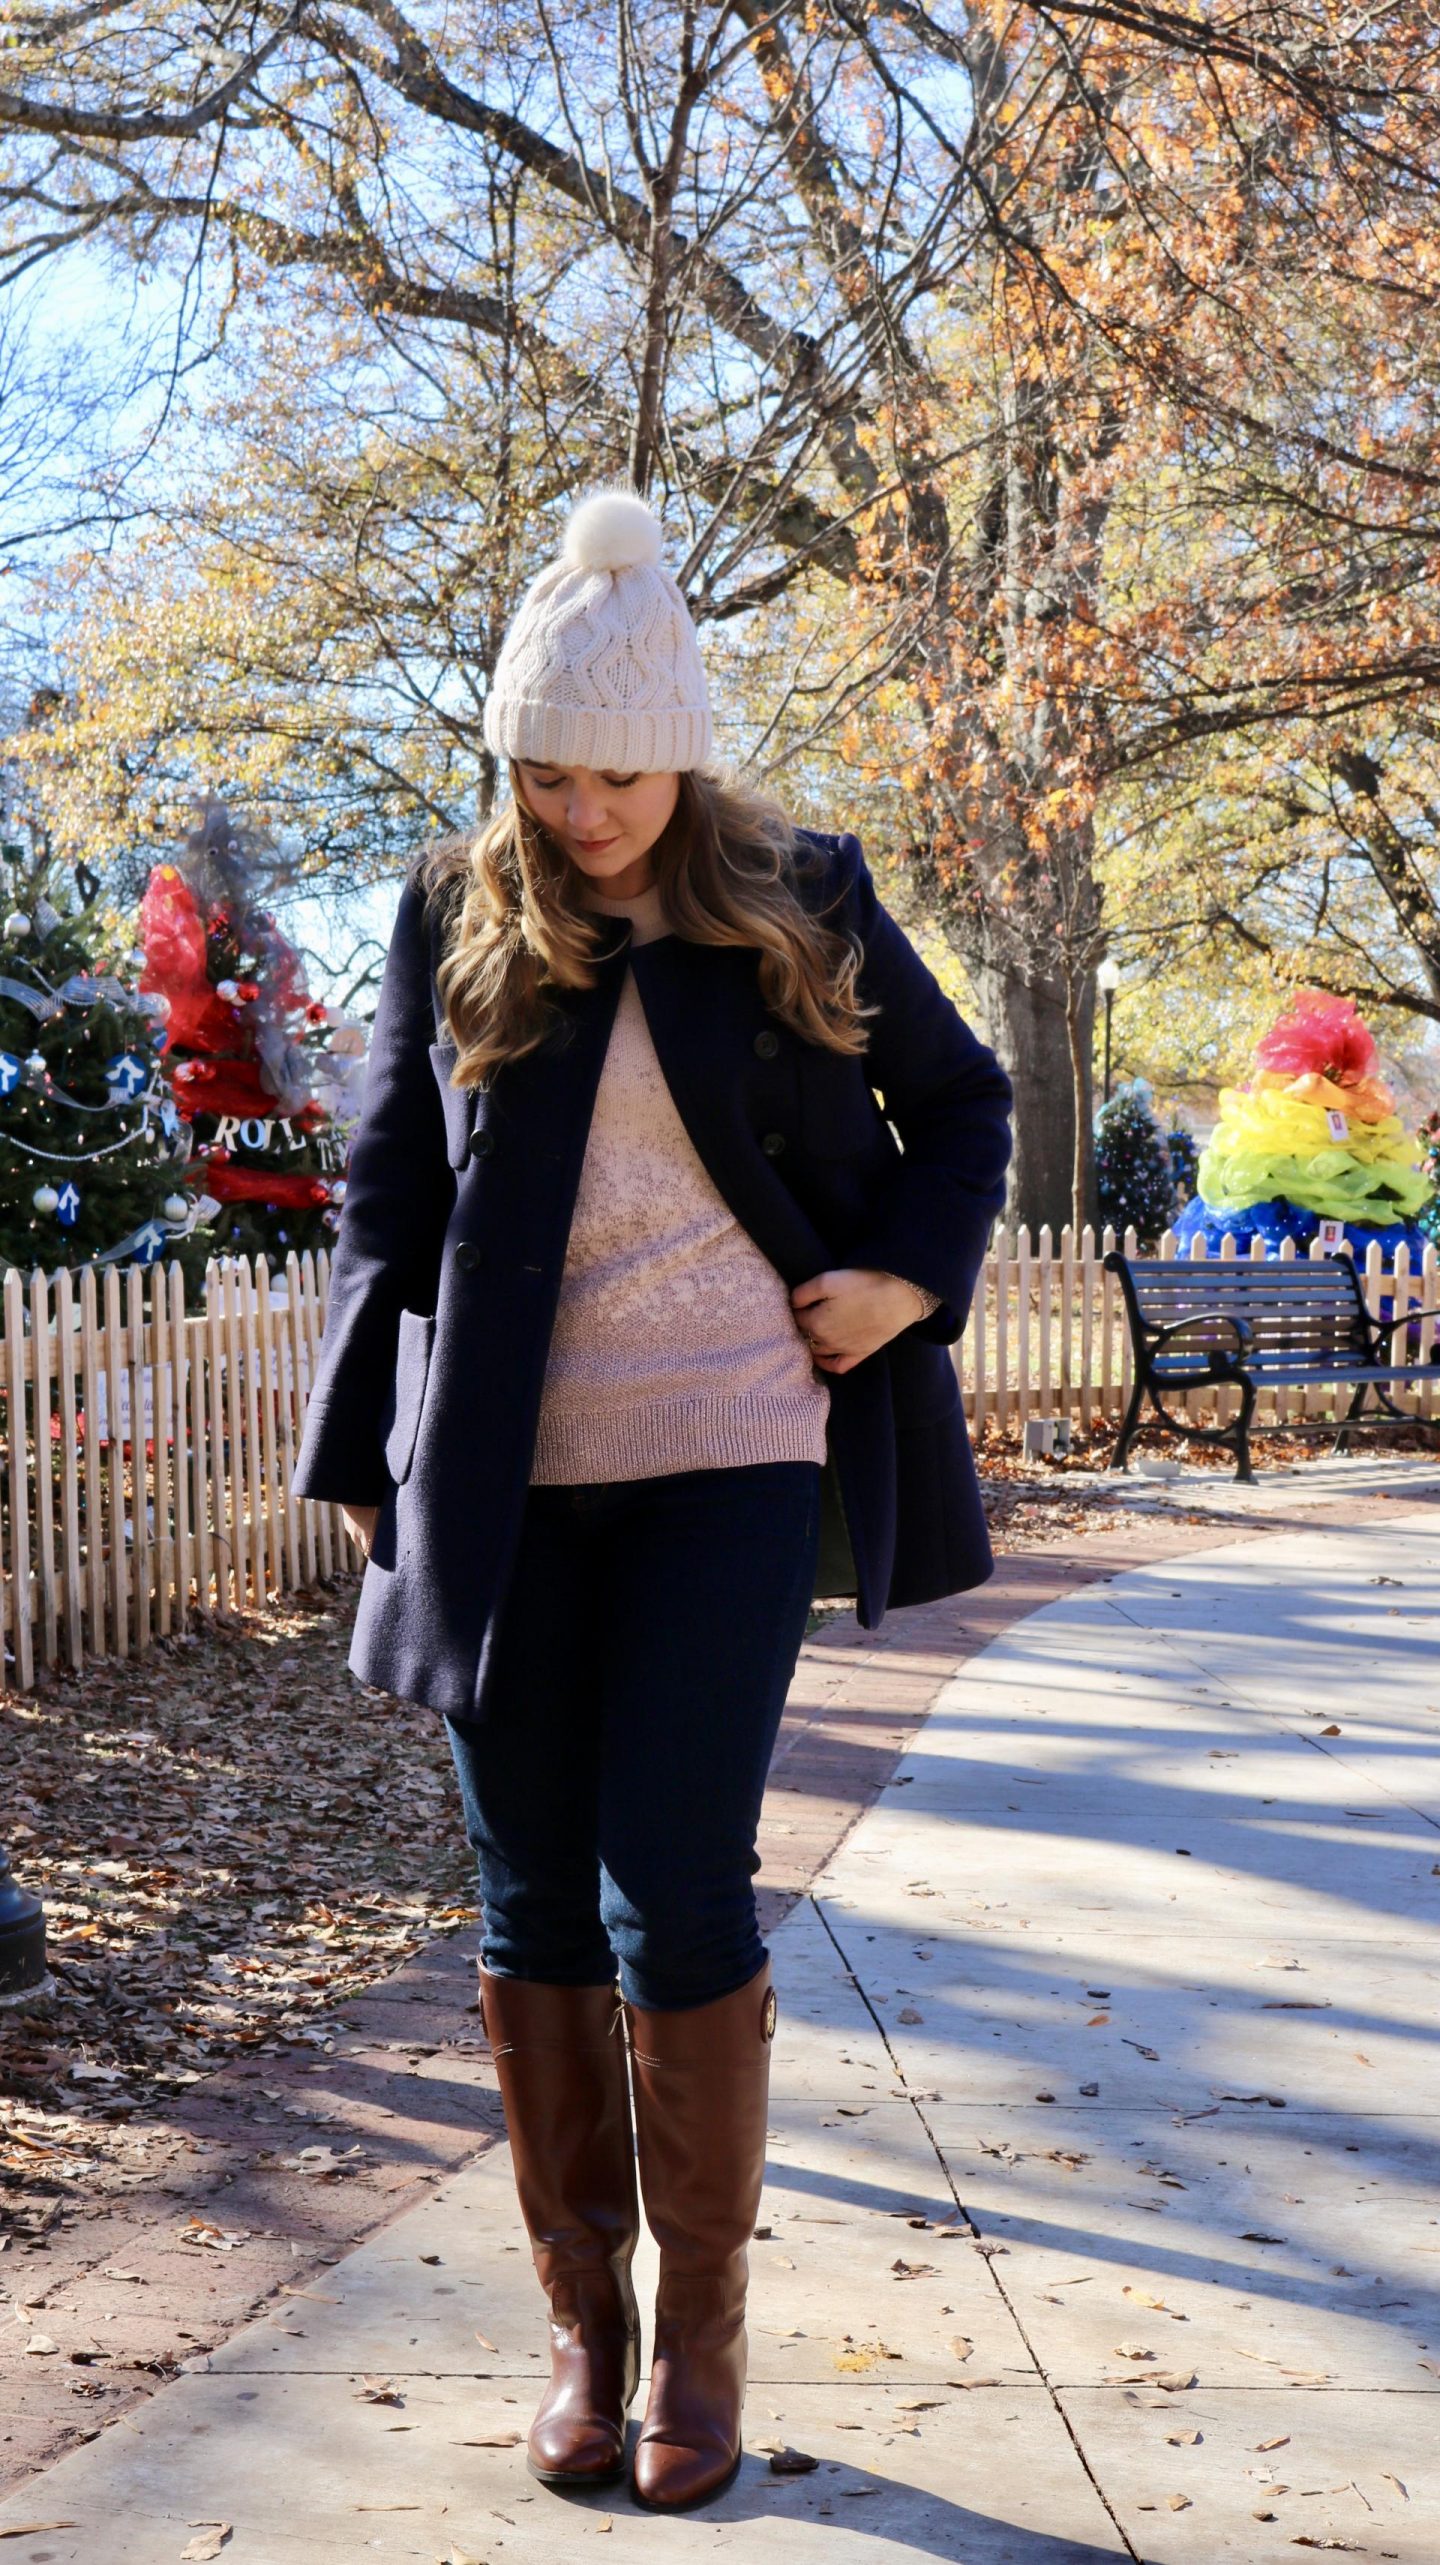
[1,1581,476,2239]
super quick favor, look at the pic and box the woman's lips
[572,835,620,852]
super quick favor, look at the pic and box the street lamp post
[0,1842,48,2003]
[1097,956,1122,1103]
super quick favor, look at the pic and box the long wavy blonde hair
[419,767,874,1088]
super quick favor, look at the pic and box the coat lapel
[628,934,835,1286]
[431,923,835,1285]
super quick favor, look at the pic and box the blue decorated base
[1173,1194,1430,1264]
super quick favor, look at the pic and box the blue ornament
[55,1180,80,1227]
[0,1050,21,1096]
[104,1050,148,1100]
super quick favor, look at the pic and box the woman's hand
[342,1502,380,1560]
[790,1269,928,1375]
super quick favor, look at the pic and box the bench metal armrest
[1372,1301,1440,1341]
[1147,1309,1255,1363]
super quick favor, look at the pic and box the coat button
[454,1239,484,1273]
[761,1130,787,1159]
[753,1028,779,1060]
[468,1127,495,1160]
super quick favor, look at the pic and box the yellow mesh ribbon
[1197,1071,1428,1221]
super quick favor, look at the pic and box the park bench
[1105,1250,1440,1484]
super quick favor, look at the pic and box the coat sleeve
[832,833,1013,1344]
[290,874,454,1505]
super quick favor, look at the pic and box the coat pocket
[382,1308,436,1486]
[886,1331,960,1429]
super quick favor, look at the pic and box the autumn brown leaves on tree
[1,5,1437,1225]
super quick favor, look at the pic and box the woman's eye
[602,774,638,788]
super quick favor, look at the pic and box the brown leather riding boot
[625,1959,776,2511]
[478,1969,641,2487]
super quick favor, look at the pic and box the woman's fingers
[790,1273,833,1312]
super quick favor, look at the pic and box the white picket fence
[0,1249,361,1691]
[0,1229,1434,1690]
[958,1223,1440,1434]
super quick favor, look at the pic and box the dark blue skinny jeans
[442,1460,821,2013]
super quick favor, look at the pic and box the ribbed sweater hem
[530,1389,829,1487]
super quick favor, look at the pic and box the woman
[291,489,1012,2513]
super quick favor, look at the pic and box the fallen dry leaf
[1256,2436,1292,2451]
[1123,2286,1187,2319]
[452,2431,523,2447]
[355,2375,404,2406]
[181,2218,248,2253]
[833,2340,902,2372]
[768,2447,819,2474]
[1167,2495,1192,2511]
[1167,2429,1203,2446]
[896,2008,924,2025]
[1380,2473,1408,2500]
[179,2532,232,2562]
[947,2336,973,2363]
[474,2331,498,2352]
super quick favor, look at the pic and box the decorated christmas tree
[1175,990,1430,1259]
[0,838,196,1273]
[1096,1080,1179,1248]
[139,800,365,1264]
[1166,1120,1199,1207]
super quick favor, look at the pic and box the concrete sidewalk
[2,1482,1437,2561]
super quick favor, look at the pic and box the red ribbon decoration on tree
[190,1163,331,1209]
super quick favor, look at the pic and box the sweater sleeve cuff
[879,1269,943,1323]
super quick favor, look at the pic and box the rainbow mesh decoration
[1176,990,1429,1259]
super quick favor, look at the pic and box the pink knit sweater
[530,884,832,1485]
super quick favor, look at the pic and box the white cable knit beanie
[482,489,714,774]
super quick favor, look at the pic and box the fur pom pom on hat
[483,487,713,774]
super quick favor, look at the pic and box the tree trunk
[971,961,1079,1236]
[1065,974,1098,1236]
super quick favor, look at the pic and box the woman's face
[514,761,680,899]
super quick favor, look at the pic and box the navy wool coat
[291,832,1013,1717]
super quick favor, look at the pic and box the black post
[0,1842,47,2002]
[1103,988,1114,1104]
